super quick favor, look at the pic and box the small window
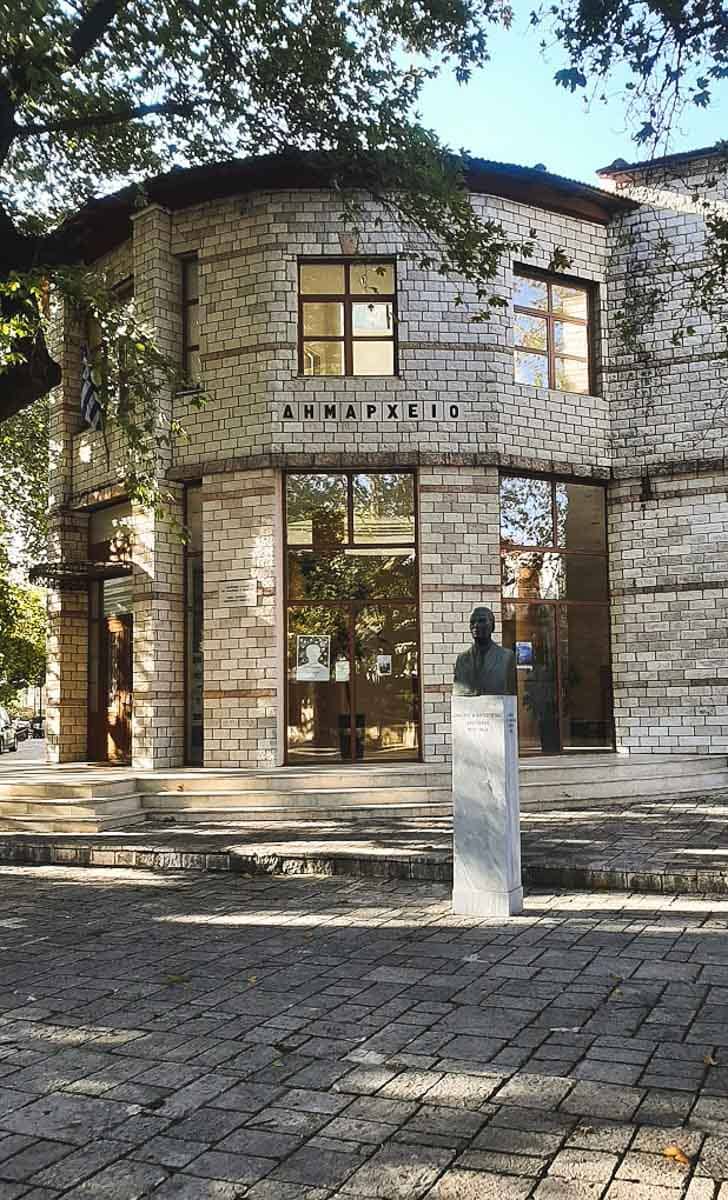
[182,257,200,385]
[299,260,396,377]
[513,270,592,395]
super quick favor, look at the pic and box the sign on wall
[220,578,258,606]
[279,400,461,424]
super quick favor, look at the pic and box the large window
[285,471,419,763]
[299,260,396,377]
[513,269,592,395]
[500,474,612,753]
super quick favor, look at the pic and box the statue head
[470,606,495,647]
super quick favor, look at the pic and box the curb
[1,836,728,893]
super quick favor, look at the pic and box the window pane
[514,350,548,387]
[186,349,201,382]
[352,340,394,375]
[286,474,347,547]
[355,604,419,761]
[303,302,343,337]
[501,551,564,600]
[554,321,588,358]
[552,283,588,319]
[287,606,351,764]
[186,486,202,553]
[513,275,548,310]
[300,263,345,294]
[353,474,415,544]
[350,262,395,295]
[502,602,559,753]
[564,555,608,601]
[559,605,612,748]
[302,340,345,376]
[352,302,393,337]
[514,312,547,351]
[287,550,416,601]
[500,475,553,546]
[554,356,589,394]
[186,305,199,348]
[555,483,606,552]
[183,258,199,301]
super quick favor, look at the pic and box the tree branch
[15,100,195,137]
[68,0,133,65]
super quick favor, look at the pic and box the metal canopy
[28,559,133,590]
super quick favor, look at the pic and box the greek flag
[80,343,103,430]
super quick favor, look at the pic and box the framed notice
[516,641,534,669]
[296,635,331,681]
[376,654,392,676]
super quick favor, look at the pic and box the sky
[416,13,728,187]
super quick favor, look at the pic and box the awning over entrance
[28,559,133,590]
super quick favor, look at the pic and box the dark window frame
[512,265,596,396]
[181,255,200,389]
[298,257,398,378]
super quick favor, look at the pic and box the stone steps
[0,753,726,834]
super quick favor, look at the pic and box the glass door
[500,474,613,754]
[285,472,420,764]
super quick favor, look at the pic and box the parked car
[13,719,30,742]
[0,707,17,753]
[31,716,44,739]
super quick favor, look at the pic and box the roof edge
[598,143,728,176]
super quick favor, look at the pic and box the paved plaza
[2,868,728,1198]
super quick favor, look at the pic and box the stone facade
[45,148,728,766]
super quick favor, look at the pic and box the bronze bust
[453,606,517,697]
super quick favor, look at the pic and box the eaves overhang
[64,150,640,262]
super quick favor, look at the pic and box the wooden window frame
[513,266,595,396]
[298,258,398,377]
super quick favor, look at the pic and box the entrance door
[285,471,420,764]
[105,614,133,764]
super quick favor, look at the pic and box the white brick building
[41,147,728,770]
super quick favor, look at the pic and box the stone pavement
[4,789,728,892]
[2,869,728,1197]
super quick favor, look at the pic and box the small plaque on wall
[221,578,258,606]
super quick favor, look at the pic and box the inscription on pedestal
[451,694,523,918]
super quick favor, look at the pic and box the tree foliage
[0,543,46,707]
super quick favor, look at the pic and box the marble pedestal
[451,694,523,917]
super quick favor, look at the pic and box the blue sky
[417,14,727,186]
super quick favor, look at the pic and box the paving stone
[0,1094,138,1144]
[548,1147,619,1183]
[0,1138,72,1181]
[319,1117,395,1146]
[566,1122,634,1153]
[132,1134,208,1168]
[186,1149,275,1186]
[696,1136,728,1180]
[561,1082,644,1121]
[272,1145,365,1188]
[494,1073,573,1110]
[423,1073,502,1109]
[685,1183,717,1200]
[61,1159,167,1198]
[456,1149,548,1176]
[604,1183,684,1200]
[631,1126,704,1156]
[424,1167,532,1199]
[533,1182,607,1200]
[341,1144,453,1197]
[208,1082,284,1114]
[149,1175,244,1199]
[616,1150,693,1187]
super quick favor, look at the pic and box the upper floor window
[299,259,396,377]
[513,269,592,395]
[182,257,200,385]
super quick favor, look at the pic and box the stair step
[0,796,143,820]
[142,801,453,825]
[137,770,448,795]
[142,787,450,811]
[521,770,728,802]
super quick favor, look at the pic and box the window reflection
[500,476,553,546]
[286,474,347,547]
